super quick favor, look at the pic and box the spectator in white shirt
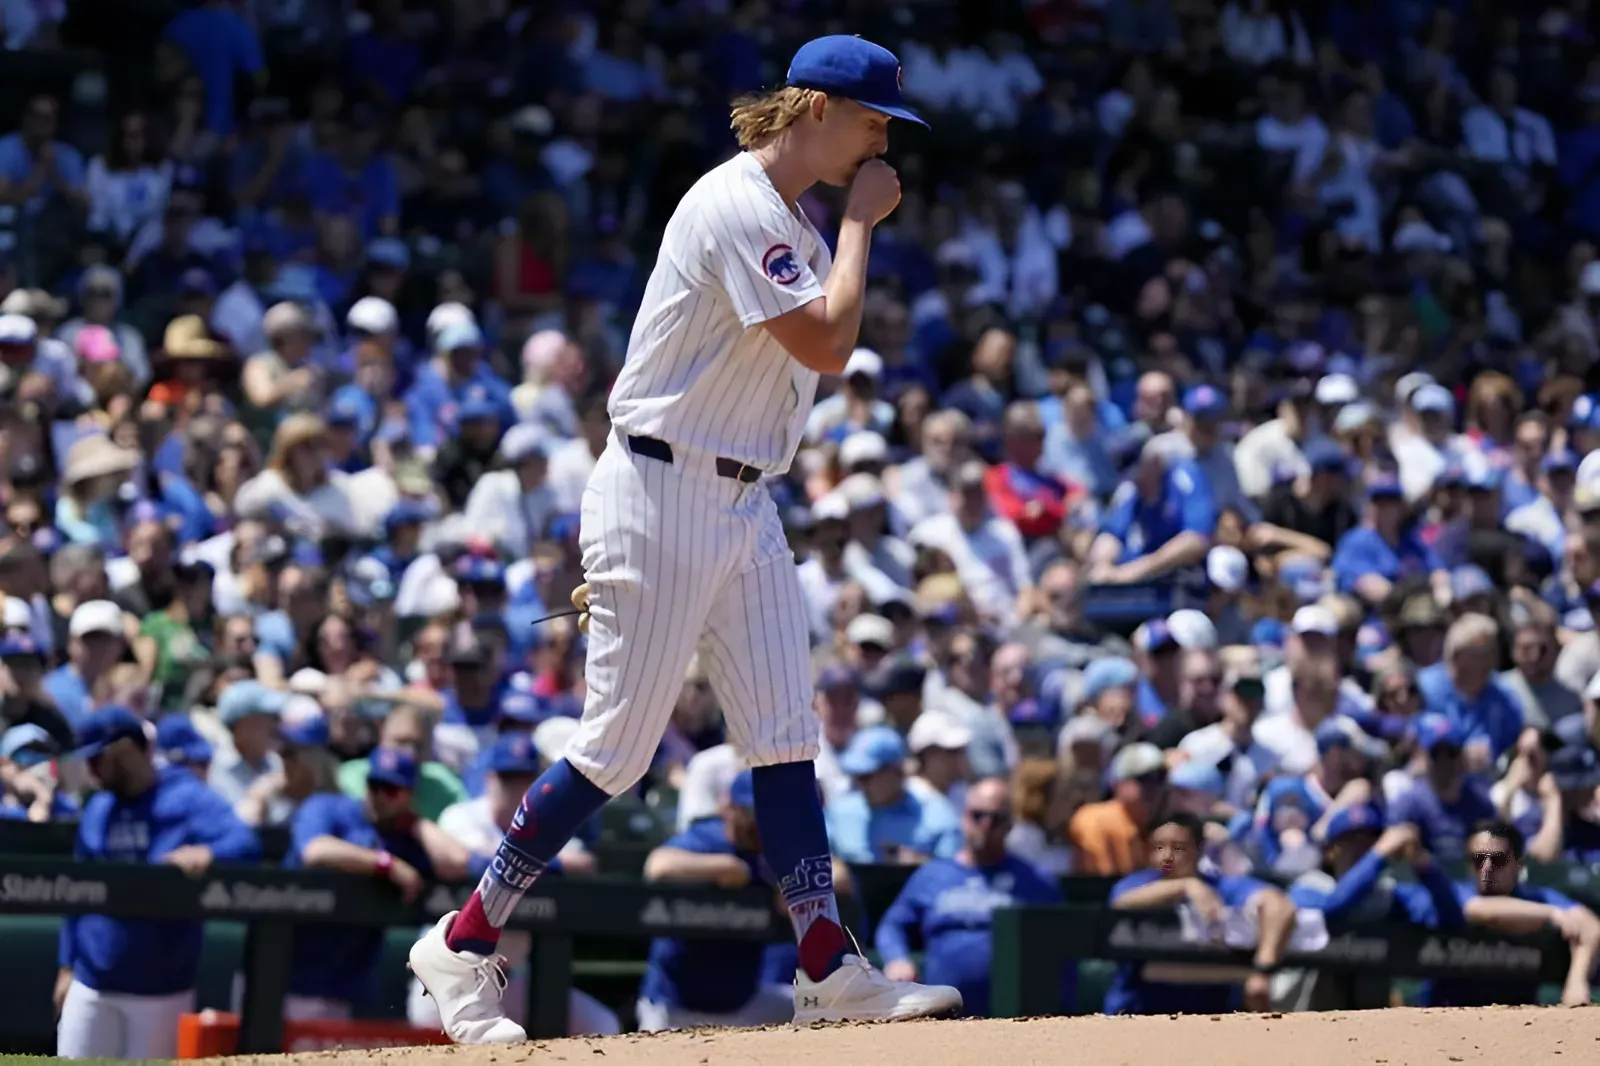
[462,424,558,559]
[1461,68,1556,198]
[86,111,171,245]
[1219,1,1313,68]
[1255,75,1329,186]
[55,266,152,388]
[908,461,1033,622]
[963,181,1060,321]
[547,396,610,514]
[806,347,895,444]
[889,409,974,530]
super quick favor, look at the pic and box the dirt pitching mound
[211,1006,1600,1066]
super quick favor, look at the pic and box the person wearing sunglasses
[1426,821,1600,1008]
[875,777,1065,1018]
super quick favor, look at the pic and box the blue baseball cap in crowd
[279,696,330,748]
[1367,472,1404,500]
[1570,394,1600,430]
[1356,620,1392,665]
[1464,464,1503,493]
[458,386,500,423]
[0,633,43,660]
[367,745,420,789]
[863,657,925,699]
[455,555,507,589]
[487,733,542,776]
[1278,556,1330,605]
[1251,617,1287,648]
[1412,713,1463,753]
[1451,565,1495,603]
[728,769,756,808]
[1168,759,1224,797]
[1133,618,1176,654]
[1322,802,1384,843]
[326,394,364,428]
[73,706,148,759]
[156,715,214,766]
[1315,717,1387,760]
[1544,448,1579,474]
[1303,438,1349,475]
[1081,656,1139,702]
[1182,384,1226,420]
[217,680,290,726]
[435,320,483,353]
[499,691,548,725]
[1,723,55,767]
[367,237,411,271]
[837,725,909,776]
[785,36,928,128]
[384,500,433,533]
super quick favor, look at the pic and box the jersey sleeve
[698,187,825,328]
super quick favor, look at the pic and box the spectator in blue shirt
[875,777,1067,1017]
[303,108,400,241]
[0,93,86,214]
[1387,714,1498,863]
[1288,806,1464,927]
[285,746,470,1019]
[57,707,260,1060]
[1432,822,1600,1008]
[825,726,962,864]
[403,321,515,454]
[162,0,264,138]
[42,600,127,728]
[1087,440,1215,585]
[1417,613,1525,768]
[637,770,810,1030]
[1106,813,1298,1015]
[1329,473,1449,609]
[343,0,425,107]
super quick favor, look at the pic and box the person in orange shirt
[1068,741,1166,875]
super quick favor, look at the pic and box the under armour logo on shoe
[800,996,820,1009]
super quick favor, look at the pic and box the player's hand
[715,860,752,889]
[883,959,918,982]
[570,582,592,635]
[164,844,215,878]
[843,158,901,226]
[1242,972,1273,1012]
[389,857,425,903]
[1375,823,1420,860]
[53,966,71,1019]
[1537,771,1561,804]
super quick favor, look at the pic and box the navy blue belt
[626,435,762,483]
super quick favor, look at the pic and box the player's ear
[809,91,828,123]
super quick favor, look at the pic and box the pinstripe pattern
[609,153,829,474]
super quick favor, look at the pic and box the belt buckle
[737,462,757,482]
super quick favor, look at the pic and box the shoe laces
[470,953,510,1003]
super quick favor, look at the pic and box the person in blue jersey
[1105,812,1298,1016]
[875,777,1067,1017]
[153,714,214,780]
[401,321,515,456]
[283,745,471,1020]
[1329,472,1450,610]
[1289,806,1463,926]
[1386,714,1498,863]
[824,726,962,864]
[1251,717,1385,878]
[638,770,839,1030]
[1431,822,1600,1008]
[55,707,261,1060]
[0,722,78,821]
[1416,612,1525,769]
[1086,439,1215,586]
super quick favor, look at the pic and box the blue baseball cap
[499,691,548,725]
[1413,713,1463,753]
[1081,657,1139,702]
[1367,472,1404,500]
[367,745,420,789]
[73,706,147,759]
[458,385,500,422]
[1451,564,1495,602]
[279,698,330,748]
[1251,617,1287,648]
[1303,438,1349,475]
[436,320,483,353]
[1133,618,1176,653]
[384,500,433,533]
[487,733,542,776]
[155,715,213,766]
[785,36,928,128]
[1182,384,1226,419]
[1323,802,1384,843]
[837,725,908,776]
[1544,448,1579,473]
[728,769,755,808]
[1168,759,1224,797]
[1315,717,1387,760]
[455,555,506,588]
[1356,620,1392,664]
[326,394,363,428]
[217,680,291,726]
[1,723,55,766]
[1464,465,1503,493]
[0,633,43,659]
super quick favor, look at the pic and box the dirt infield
[214,1006,1600,1066]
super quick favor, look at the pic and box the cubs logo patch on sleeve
[762,243,802,285]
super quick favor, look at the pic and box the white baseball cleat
[407,912,528,1045]
[792,954,963,1024]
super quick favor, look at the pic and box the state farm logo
[199,881,337,915]
[0,873,107,905]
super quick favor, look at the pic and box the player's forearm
[643,847,747,884]
[1251,888,1296,969]
[301,835,390,875]
[1110,877,1196,910]
[813,219,872,372]
[1462,895,1561,934]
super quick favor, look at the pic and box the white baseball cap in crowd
[844,347,883,379]
[1110,742,1166,783]
[674,744,744,830]
[1206,545,1248,593]
[1394,372,1436,407]
[287,668,330,697]
[69,600,124,639]
[811,492,850,523]
[1410,383,1456,415]
[1577,449,1600,492]
[426,301,476,341]
[2,597,30,629]
[1291,604,1339,638]
[346,295,398,334]
[839,430,889,469]
[839,472,886,510]
[1314,373,1359,406]
[533,715,581,766]
[1056,714,1116,756]
[1167,608,1218,650]
[846,613,895,649]
[1581,260,1600,297]
[907,711,973,754]
[0,313,38,344]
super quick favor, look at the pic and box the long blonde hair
[729,87,816,149]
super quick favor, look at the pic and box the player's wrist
[373,850,395,880]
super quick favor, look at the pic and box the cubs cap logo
[762,244,802,286]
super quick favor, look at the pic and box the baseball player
[408,34,962,1044]
[57,707,261,1060]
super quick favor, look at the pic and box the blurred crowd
[11,0,1600,1034]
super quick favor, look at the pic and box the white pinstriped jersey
[608,152,831,473]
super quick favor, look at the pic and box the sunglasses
[967,808,1009,825]
[1470,850,1512,870]
[367,780,408,797]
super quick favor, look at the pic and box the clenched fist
[571,583,592,635]
[844,158,901,225]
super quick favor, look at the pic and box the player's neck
[749,140,815,208]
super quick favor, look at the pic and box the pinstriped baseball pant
[565,432,819,794]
